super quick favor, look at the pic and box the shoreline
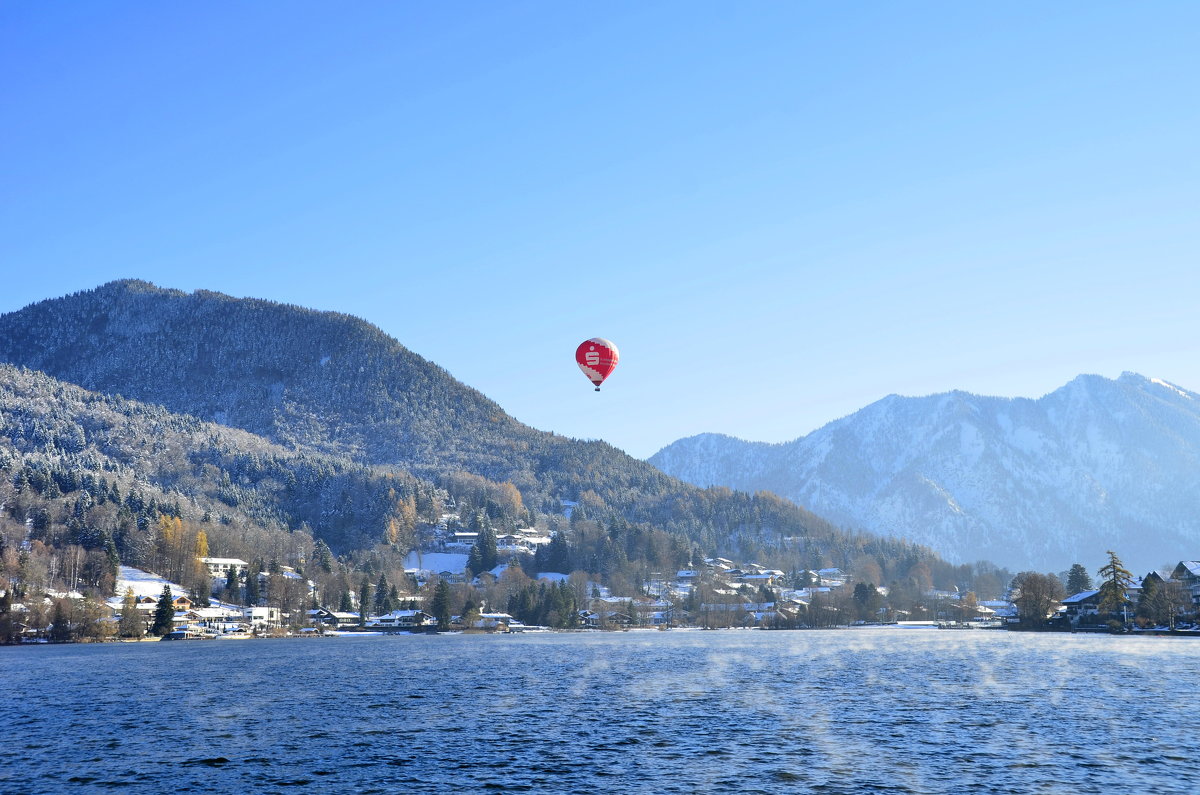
[9,622,1200,647]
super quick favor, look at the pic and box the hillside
[0,281,961,588]
[0,362,437,565]
[650,374,1200,572]
[0,281,695,514]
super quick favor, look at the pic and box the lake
[2,629,1197,794]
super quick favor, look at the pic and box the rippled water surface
[3,629,1198,794]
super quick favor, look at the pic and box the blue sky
[4,3,1198,459]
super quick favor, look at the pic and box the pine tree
[477,528,496,574]
[536,532,571,575]
[358,575,372,626]
[375,574,395,614]
[1097,551,1133,624]
[119,587,144,639]
[50,600,73,642]
[245,563,261,605]
[1065,563,1093,595]
[559,582,578,628]
[852,582,882,622]
[189,584,210,609]
[224,565,240,601]
[313,539,334,574]
[461,598,480,629]
[151,585,175,636]
[430,580,451,631]
[1136,575,1162,625]
[0,590,19,644]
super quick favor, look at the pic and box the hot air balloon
[576,338,619,391]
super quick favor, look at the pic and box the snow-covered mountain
[649,374,1200,572]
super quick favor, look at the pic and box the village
[6,539,1200,642]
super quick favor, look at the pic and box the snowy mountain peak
[650,373,1200,572]
[1148,376,1195,400]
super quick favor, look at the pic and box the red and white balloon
[575,338,619,391]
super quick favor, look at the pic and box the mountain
[649,374,1200,572]
[0,361,433,558]
[0,280,513,475]
[0,280,958,585]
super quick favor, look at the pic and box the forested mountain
[0,280,973,598]
[650,374,1200,572]
[0,363,441,550]
[0,281,679,516]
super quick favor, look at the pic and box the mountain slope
[0,280,512,473]
[0,280,638,502]
[0,280,948,579]
[650,374,1200,571]
[0,362,428,556]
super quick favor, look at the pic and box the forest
[0,282,1006,640]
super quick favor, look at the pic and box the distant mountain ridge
[649,374,1200,571]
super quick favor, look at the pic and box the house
[367,610,436,630]
[242,606,281,628]
[1124,576,1144,607]
[125,600,160,630]
[632,598,673,615]
[980,600,1018,621]
[311,608,360,628]
[1170,561,1200,608]
[199,557,249,580]
[649,608,688,626]
[471,612,519,631]
[186,606,246,634]
[817,568,846,584]
[1060,590,1101,624]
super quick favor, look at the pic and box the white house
[199,557,249,580]
[367,610,436,629]
[242,606,281,628]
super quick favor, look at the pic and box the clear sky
[4,3,1198,459]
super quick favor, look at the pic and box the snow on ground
[109,566,240,611]
[114,566,187,601]
[1151,377,1194,400]
[403,551,468,574]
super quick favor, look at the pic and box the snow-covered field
[113,566,187,600]
[403,551,468,574]
[108,566,239,611]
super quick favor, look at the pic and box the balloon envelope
[576,338,619,390]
